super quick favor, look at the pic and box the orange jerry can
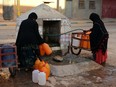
[39,45,45,56]
[80,32,91,49]
[39,61,50,80]
[42,43,52,55]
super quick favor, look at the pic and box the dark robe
[16,18,44,68]
[90,23,109,53]
[89,13,109,64]
[16,19,44,45]
[89,13,109,54]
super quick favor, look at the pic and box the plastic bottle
[32,70,39,83]
[38,72,46,85]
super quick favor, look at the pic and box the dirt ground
[0,19,116,87]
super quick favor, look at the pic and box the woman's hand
[83,30,87,33]
[83,29,91,33]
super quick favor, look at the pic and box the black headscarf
[89,13,108,33]
[89,13,109,53]
[28,12,38,20]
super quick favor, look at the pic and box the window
[89,1,95,9]
[79,0,85,9]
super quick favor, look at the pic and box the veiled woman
[16,12,44,69]
[86,13,109,65]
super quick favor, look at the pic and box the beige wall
[73,0,102,19]
[65,0,102,19]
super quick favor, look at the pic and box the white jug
[32,70,39,83]
[38,72,46,85]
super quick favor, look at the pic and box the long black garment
[89,13,109,54]
[16,19,44,45]
[16,17,44,68]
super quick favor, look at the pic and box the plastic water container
[32,70,39,83]
[42,43,52,55]
[38,72,46,85]
[1,44,16,67]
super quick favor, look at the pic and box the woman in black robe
[85,13,109,65]
[16,12,44,69]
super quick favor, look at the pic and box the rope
[44,29,83,37]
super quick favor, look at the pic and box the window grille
[79,0,85,9]
[89,1,95,9]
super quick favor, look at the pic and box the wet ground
[0,18,116,87]
[42,50,92,65]
[1,59,116,87]
[0,50,116,87]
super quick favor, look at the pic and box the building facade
[0,0,116,20]
[65,0,116,19]
[65,0,102,19]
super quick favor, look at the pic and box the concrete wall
[65,0,102,19]
[65,1,73,18]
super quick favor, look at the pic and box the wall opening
[43,20,61,47]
